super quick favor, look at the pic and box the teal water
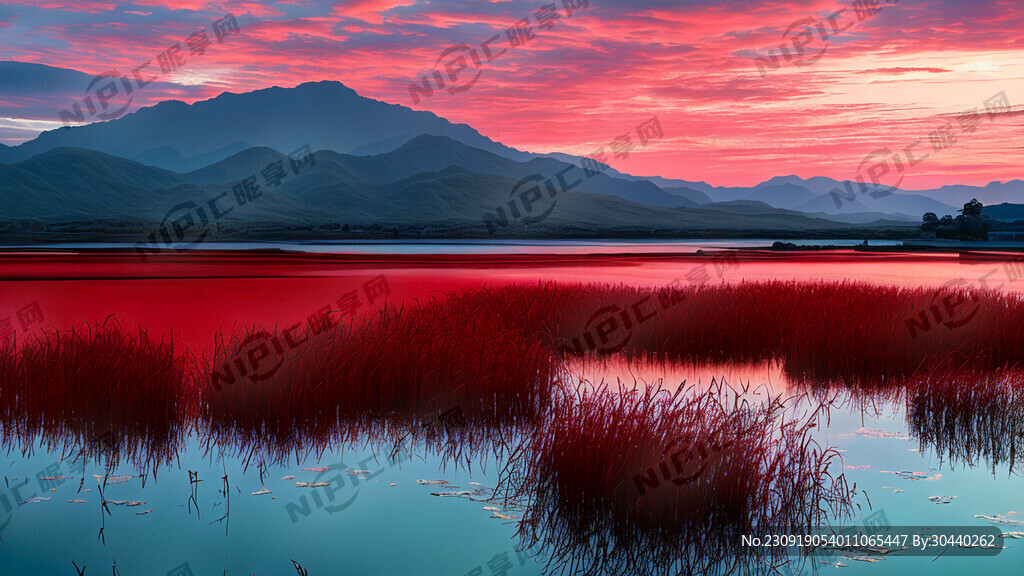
[1,380,1021,575]
[2,248,1023,575]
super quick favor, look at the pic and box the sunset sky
[0,0,1021,188]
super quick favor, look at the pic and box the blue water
[1,438,526,575]
[1,383,1020,576]
[2,245,1022,575]
[1,238,904,255]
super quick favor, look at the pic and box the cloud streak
[0,0,1020,187]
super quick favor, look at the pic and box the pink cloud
[1,0,1020,188]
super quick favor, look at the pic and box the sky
[0,0,1021,188]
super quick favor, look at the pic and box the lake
[1,242,1022,576]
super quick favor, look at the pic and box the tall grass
[906,369,1024,475]
[0,322,190,472]
[4,279,1021,498]
[495,382,855,575]
[197,299,557,467]
[450,281,1024,381]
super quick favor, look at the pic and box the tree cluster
[921,199,989,240]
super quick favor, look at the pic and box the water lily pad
[430,490,474,497]
[93,474,133,484]
[975,514,1024,527]
[845,555,885,563]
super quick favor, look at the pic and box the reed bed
[10,279,1021,572]
[906,369,1024,475]
[450,281,1024,382]
[0,276,1017,576]
[0,322,190,473]
[495,382,855,576]
[4,279,1023,474]
[197,299,558,467]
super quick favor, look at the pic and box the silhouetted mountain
[662,186,714,205]
[0,73,1008,225]
[135,141,254,173]
[184,147,294,185]
[706,182,817,210]
[179,134,700,209]
[0,148,182,219]
[983,203,1024,222]
[793,187,955,218]
[1,146,876,239]
[0,81,535,171]
[606,172,718,196]
[925,181,1024,207]
[630,173,984,219]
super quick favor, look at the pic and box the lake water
[2,239,905,254]
[1,242,1022,575]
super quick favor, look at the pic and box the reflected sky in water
[2,244,1022,575]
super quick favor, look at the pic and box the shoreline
[1,246,1021,281]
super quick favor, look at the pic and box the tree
[940,215,953,225]
[960,198,984,217]
[954,198,989,240]
[921,212,939,233]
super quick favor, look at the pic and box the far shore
[1,243,1022,281]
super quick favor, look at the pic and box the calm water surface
[1,242,1021,575]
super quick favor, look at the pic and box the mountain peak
[760,175,805,187]
[395,133,465,152]
[3,76,533,170]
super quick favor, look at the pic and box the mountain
[662,186,714,205]
[705,182,818,210]
[0,80,536,171]
[922,181,1024,207]
[792,188,956,219]
[620,173,983,219]
[602,172,718,196]
[983,203,1024,222]
[0,146,877,239]
[0,61,95,99]
[752,176,1022,211]
[0,71,1008,225]
[181,134,701,209]
[0,148,182,220]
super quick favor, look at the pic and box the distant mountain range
[0,74,1019,240]
[0,139,859,239]
[983,203,1024,222]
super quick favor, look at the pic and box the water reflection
[4,277,1024,574]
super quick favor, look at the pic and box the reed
[6,279,1022,478]
[0,321,190,472]
[495,382,855,575]
[196,299,557,466]
[450,281,1024,381]
[906,369,1024,475]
